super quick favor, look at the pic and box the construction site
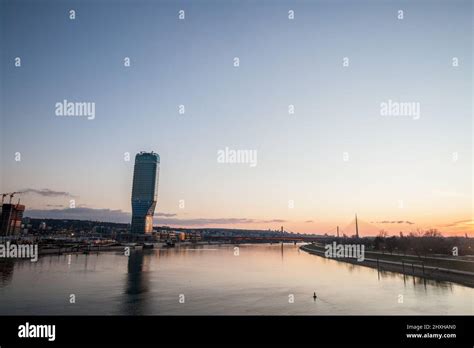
[0,192,25,237]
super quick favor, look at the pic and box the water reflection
[0,260,14,287]
[121,250,151,315]
[376,268,454,291]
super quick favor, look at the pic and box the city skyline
[1,0,472,236]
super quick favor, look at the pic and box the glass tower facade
[131,152,160,234]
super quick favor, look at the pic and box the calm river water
[0,243,472,315]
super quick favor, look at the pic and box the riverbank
[300,243,474,288]
[37,240,233,256]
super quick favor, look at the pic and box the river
[0,243,472,315]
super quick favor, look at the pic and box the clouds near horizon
[20,188,76,198]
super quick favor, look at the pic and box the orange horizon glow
[156,217,474,238]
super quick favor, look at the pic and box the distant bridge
[205,235,313,244]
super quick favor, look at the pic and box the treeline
[27,218,129,230]
[371,235,473,256]
[327,230,473,256]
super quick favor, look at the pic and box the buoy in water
[313,292,317,300]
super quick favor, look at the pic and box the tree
[423,229,443,237]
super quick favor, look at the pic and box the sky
[1,0,472,236]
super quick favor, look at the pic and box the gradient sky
[1,0,472,236]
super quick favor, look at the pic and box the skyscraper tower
[131,152,160,234]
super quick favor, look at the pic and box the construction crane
[9,192,20,204]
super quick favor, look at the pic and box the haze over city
[1,0,472,236]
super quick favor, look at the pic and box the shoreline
[35,240,234,256]
[300,244,474,289]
